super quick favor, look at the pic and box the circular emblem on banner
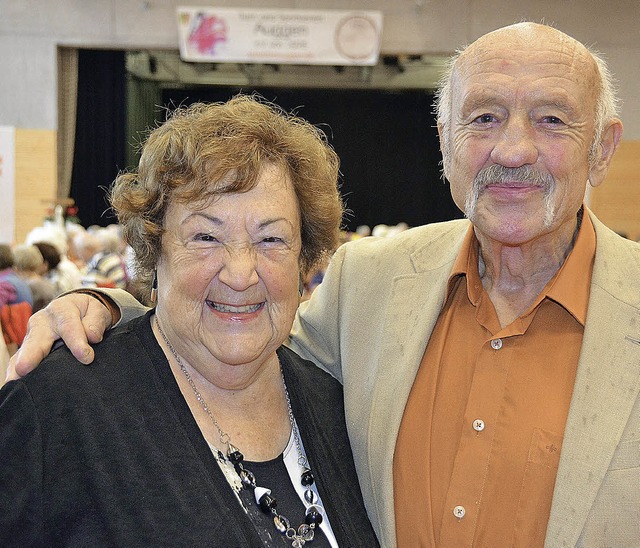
[335,15,379,61]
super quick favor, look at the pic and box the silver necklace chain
[154,316,321,546]
[155,316,232,447]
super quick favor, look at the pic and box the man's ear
[437,122,449,179]
[589,119,624,188]
[437,122,447,157]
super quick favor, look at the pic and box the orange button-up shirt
[394,211,596,547]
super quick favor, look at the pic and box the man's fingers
[10,314,56,378]
[41,296,100,365]
[11,338,59,377]
[81,298,115,345]
[9,292,114,381]
[4,360,18,383]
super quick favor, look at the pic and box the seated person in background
[0,96,378,547]
[0,244,33,308]
[96,225,131,286]
[0,244,33,358]
[12,244,57,313]
[32,241,67,295]
[26,224,84,293]
[300,265,326,302]
[73,229,128,289]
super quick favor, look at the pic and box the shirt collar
[447,207,596,326]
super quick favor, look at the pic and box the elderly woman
[12,244,57,312]
[0,96,378,547]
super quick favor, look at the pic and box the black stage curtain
[70,49,126,228]
[71,53,461,230]
[160,87,462,232]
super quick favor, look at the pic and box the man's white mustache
[473,164,554,193]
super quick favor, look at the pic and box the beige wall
[591,139,640,242]
[14,129,57,245]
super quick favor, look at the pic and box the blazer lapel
[366,223,468,547]
[545,217,640,546]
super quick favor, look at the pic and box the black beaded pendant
[301,468,315,486]
[305,505,323,525]
[239,468,256,489]
[227,443,244,464]
[258,492,278,512]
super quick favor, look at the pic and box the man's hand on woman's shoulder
[5,292,115,384]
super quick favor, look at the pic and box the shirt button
[490,338,503,350]
[473,419,485,432]
[453,505,466,519]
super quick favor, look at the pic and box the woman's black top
[0,310,379,547]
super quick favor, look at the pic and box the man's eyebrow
[458,88,504,111]
[456,96,501,120]
[531,97,579,117]
[461,96,498,109]
[459,90,580,117]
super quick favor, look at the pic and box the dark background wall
[70,50,462,231]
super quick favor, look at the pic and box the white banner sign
[177,7,383,66]
[0,126,15,244]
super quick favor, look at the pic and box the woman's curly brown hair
[110,95,343,287]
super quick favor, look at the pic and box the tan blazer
[289,210,640,548]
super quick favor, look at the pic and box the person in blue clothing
[0,244,33,308]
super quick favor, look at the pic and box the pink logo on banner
[188,14,228,55]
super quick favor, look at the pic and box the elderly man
[6,23,639,547]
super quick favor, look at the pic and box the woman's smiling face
[155,163,302,386]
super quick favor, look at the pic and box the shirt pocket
[526,427,563,469]
[512,428,564,548]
